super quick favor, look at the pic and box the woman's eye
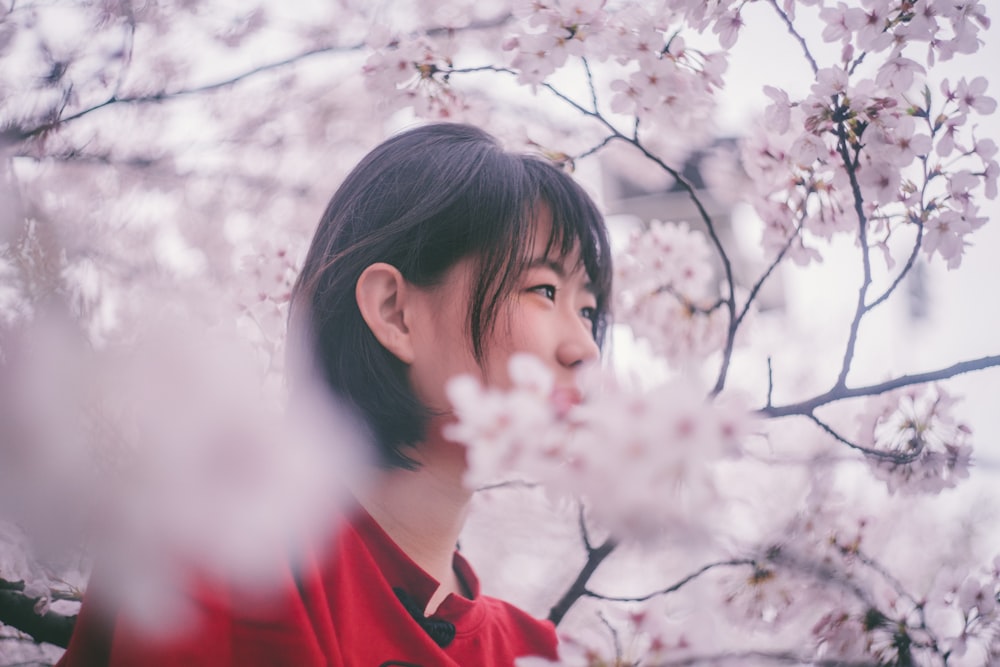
[530,284,557,300]
[580,306,598,325]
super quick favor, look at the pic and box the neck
[355,435,473,605]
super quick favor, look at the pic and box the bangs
[468,157,613,358]
[525,158,614,346]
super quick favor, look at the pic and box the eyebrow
[526,256,596,295]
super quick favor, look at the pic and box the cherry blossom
[855,385,973,495]
[448,355,753,543]
[615,220,731,362]
[819,2,867,44]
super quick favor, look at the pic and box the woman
[59,122,613,666]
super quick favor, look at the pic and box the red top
[58,510,558,666]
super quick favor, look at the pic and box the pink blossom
[857,158,902,205]
[712,10,743,49]
[958,577,997,617]
[609,75,645,115]
[763,85,791,134]
[922,210,972,268]
[811,66,849,98]
[819,2,866,43]
[510,33,563,84]
[953,76,997,115]
[615,220,731,362]
[448,356,752,543]
[855,4,893,52]
[875,52,924,92]
[982,159,999,199]
[867,115,931,167]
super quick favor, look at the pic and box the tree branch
[735,208,806,329]
[0,581,75,649]
[584,558,756,603]
[806,413,924,464]
[574,133,616,161]
[548,537,616,626]
[759,354,1000,418]
[12,13,514,142]
[764,0,819,76]
[865,216,924,311]
[833,119,874,390]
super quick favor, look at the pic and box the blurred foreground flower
[447,354,754,544]
[1,302,368,637]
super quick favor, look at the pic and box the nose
[556,316,600,370]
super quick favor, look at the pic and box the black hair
[290,122,612,468]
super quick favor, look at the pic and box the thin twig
[582,56,599,113]
[597,610,623,663]
[865,217,925,311]
[475,479,538,492]
[806,413,924,463]
[765,0,819,75]
[734,209,806,329]
[766,357,774,408]
[575,134,616,161]
[13,13,514,141]
[112,12,137,99]
[866,148,933,311]
[577,502,593,553]
[584,558,757,603]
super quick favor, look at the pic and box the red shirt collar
[347,506,486,629]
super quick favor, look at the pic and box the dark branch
[832,119,874,390]
[0,581,76,649]
[581,57,599,114]
[574,134,616,161]
[584,558,756,603]
[548,538,616,626]
[759,354,1000,417]
[806,413,924,463]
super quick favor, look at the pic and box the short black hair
[290,123,612,468]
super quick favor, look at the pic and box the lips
[550,386,583,418]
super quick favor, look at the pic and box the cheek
[408,310,480,411]
[479,304,547,388]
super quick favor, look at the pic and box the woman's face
[406,216,601,423]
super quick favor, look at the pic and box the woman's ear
[355,263,416,364]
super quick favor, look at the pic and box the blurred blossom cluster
[447,354,753,543]
[615,220,730,363]
[0,304,363,635]
[234,240,302,384]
